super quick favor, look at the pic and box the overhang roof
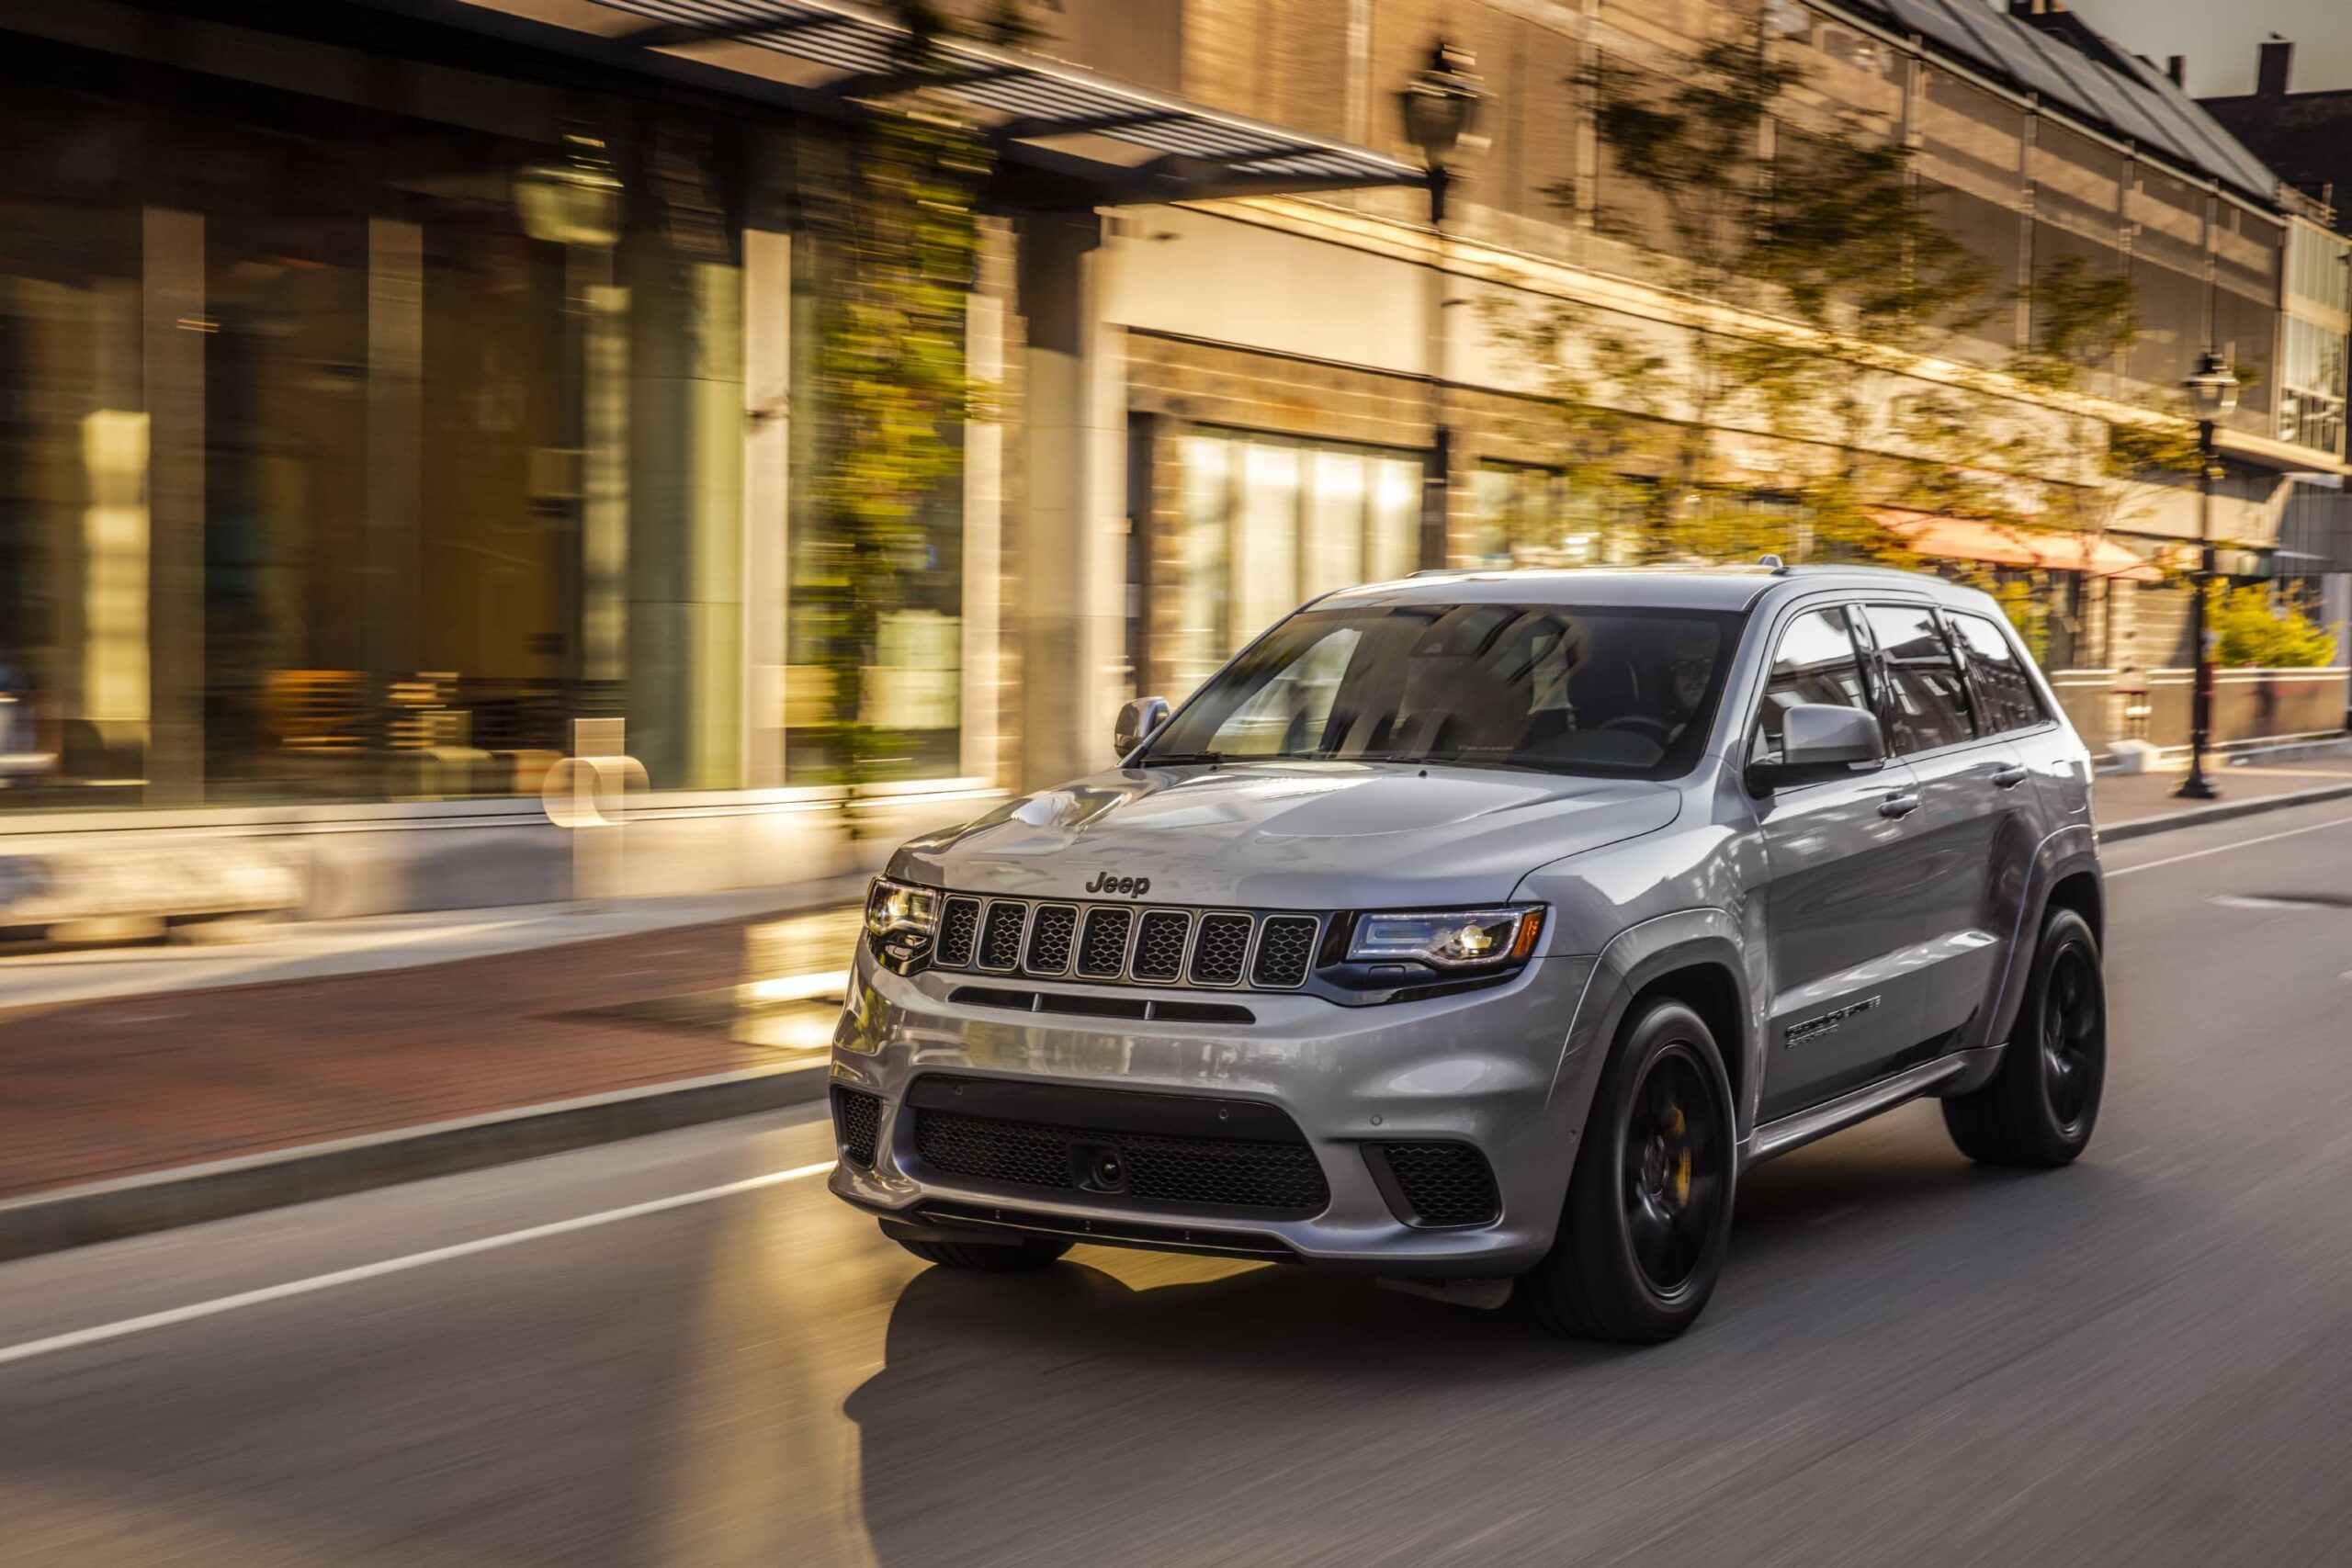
[424,0,1424,204]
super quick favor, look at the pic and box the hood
[888,761,1681,909]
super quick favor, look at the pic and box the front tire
[1942,906,2104,1168]
[1521,999,1736,1343]
[889,1232,1072,1271]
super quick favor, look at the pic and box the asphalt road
[3,799,2350,1567]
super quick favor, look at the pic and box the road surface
[3,797,2349,1566]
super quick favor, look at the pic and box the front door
[1750,604,1935,1122]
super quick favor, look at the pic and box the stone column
[1014,212,1126,792]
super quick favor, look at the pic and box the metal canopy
[580,0,1424,201]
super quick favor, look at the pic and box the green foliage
[802,5,1009,787]
[2210,585,2338,669]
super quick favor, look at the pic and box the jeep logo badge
[1084,872,1151,898]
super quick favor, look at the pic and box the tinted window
[1141,603,1743,780]
[1751,607,1873,765]
[1949,613,2045,735]
[1861,604,1974,753]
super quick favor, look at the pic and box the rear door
[1859,603,2036,1048]
[1750,604,1933,1122]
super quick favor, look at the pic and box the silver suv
[829,565,2105,1341]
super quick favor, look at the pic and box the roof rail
[1757,554,1790,574]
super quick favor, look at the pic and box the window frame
[1854,600,1986,761]
[1742,599,1883,778]
[1945,608,2056,740]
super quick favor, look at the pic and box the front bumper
[826,946,1600,1275]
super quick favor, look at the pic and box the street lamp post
[2176,351,2240,801]
[1398,41,1487,570]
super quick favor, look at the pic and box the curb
[2098,779,2352,842]
[0,1065,829,1264]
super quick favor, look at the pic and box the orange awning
[1878,511,2164,583]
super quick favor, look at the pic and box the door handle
[1877,792,1921,819]
[1990,766,2029,789]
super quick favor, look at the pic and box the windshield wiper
[1136,750,1229,767]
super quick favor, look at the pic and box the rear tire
[1942,906,2103,1168]
[1521,998,1736,1343]
[890,1232,1072,1271]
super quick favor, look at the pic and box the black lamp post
[1398,40,1487,569]
[2176,350,2240,801]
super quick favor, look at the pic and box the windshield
[1138,602,1744,779]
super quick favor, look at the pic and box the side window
[1861,604,1975,754]
[1751,606,1872,764]
[1949,612,2046,735]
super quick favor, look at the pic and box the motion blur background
[0,0,2347,932]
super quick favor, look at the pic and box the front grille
[832,1088,884,1168]
[910,1088,1329,1217]
[1187,912,1251,987]
[1023,904,1078,975]
[978,900,1027,972]
[1076,907,1133,978]
[936,897,981,968]
[1370,1142,1500,1227]
[930,896,1320,992]
[1130,909,1192,983]
[1251,916,1320,989]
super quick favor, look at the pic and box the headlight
[1346,905,1544,970]
[864,876,939,971]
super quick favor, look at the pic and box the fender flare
[1553,908,1759,1143]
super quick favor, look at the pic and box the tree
[799,4,1031,788]
[1487,19,2202,594]
[1489,26,1992,566]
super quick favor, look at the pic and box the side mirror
[1750,703,1883,792]
[1114,695,1170,760]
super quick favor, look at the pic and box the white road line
[2107,816,2352,878]
[0,1160,837,1371]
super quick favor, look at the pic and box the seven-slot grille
[930,895,1319,990]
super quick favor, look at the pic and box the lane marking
[2107,816,2352,879]
[0,1160,837,1371]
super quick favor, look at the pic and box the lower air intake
[1369,1142,1500,1227]
[832,1088,884,1168]
[913,1109,1329,1216]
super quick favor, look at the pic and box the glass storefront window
[1470,462,1636,568]
[1163,429,1420,699]
[0,42,751,811]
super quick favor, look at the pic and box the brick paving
[0,908,857,1201]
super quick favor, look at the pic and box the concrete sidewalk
[5,749,2350,1263]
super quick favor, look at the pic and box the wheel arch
[1554,909,1760,1141]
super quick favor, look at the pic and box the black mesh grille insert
[914,1109,1329,1215]
[936,897,981,969]
[1250,916,1318,988]
[1076,907,1133,978]
[1131,910,1191,982]
[832,1088,884,1168]
[978,901,1027,971]
[1023,904,1078,975]
[1375,1143,1500,1227]
[1187,912,1252,987]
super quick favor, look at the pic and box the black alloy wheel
[1621,1043,1728,1299]
[1942,905,2104,1168]
[1523,998,1737,1342]
[2039,942,2099,1138]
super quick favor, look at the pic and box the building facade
[1,0,2346,922]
